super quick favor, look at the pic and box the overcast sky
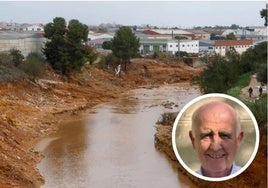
[0,1,266,28]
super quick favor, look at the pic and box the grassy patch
[245,94,267,128]
[227,72,252,98]
[228,72,267,128]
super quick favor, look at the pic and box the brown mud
[0,59,202,187]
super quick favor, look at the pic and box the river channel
[35,83,200,188]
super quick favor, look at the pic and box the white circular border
[171,93,260,182]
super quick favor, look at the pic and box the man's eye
[201,136,209,140]
[200,133,212,139]
[219,133,231,139]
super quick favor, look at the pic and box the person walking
[248,87,253,98]
[259,86,263,97]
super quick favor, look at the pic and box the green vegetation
[19,53,45,82]
[0,50,45,82]
[192,41,267,94]
[247,95,267,127]
[260,3,267,26]
[9,48,24,67]
[257,63,267,83]
[193,38,267,128]
[227,69,267,128]
[192,55,239,93]
[195,4,267,94]
[111,26,140,70]
[227,72,252,97]
[97,53,119,70]
[102,41,112,50]
[226,32,237,40]
[43,17,93,74]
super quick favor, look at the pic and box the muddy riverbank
[0,59,202,187]
[35,83,200,188]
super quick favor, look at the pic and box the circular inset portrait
[172,93,259,181]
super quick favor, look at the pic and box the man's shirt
[196,163,242,177]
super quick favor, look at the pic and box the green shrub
[9,48,24,67]
[192,56,239,93]
[246,94,267,127]
[98,58,107,69]
[19,53,45,81]
[257,63,267,84]
[0,52,12,66]
[0,52,27,82]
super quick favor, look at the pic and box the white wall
[23,25,44,32]
[179,40,199,53]
[214,45,253,56]
[167,41,178,54]
[88,33,113,41]
[163,40,199,54]
[0,37,47,57]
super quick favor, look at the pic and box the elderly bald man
[189,101,244,178]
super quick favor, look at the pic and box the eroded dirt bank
[0,59,202,187]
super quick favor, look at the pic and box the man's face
[189,103,244,177]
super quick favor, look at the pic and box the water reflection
[36,84,200,188]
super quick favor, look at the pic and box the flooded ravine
[35,83,200,188]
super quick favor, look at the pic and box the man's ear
[237,131,244,147]
[189,131,195,149]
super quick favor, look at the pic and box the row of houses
[138,38,254,56]
[88,29,258,56]
[0,26,265,58]
[1,21,266,41]
[0,22,44,32]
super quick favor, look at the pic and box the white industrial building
[0,32,47,57]
[139,38,199,55]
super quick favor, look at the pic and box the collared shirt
[196,163,241,177]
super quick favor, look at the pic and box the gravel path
[240,74,267,101]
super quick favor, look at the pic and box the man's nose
[209,136,222,151]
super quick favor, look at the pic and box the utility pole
[177,39,180,59]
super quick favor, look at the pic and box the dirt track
[240,74,267,100]
[0,59,202,187]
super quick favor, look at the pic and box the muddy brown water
[35,83,200,188]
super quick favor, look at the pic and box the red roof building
[214,40,253,56]
[215,40,253,47]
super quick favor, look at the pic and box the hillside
[0,58,202,187]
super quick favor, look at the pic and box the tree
[230,24,240,29]
[43,17,89,74]
[225,32,236,40]
[9,48,24,67]
[102,41,112,50]
[210,33,216,40]
[19,53,45,81]
[239,47,256,73]
[226,47,240,63]
[257,63,267,83]
[192,56,239,93]
[260,4,267,26]
[65,19,89,72]
[111,26,140,70]
[43,17,67,73]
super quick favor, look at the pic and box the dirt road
[240,74,267,101]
